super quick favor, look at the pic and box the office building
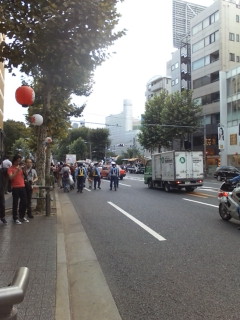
[0,33,4,159]
[106,99,142,155]
[191,0,240,169]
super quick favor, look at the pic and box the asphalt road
[68,174,240,320]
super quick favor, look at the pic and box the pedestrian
[110,162,119,191]
[87,163,94,189]
[1,157,12,194]
[0,165,8,224]
[60,164,71,192]
[7,154,28,224]
[23,158,38,219]
[76,162,87,193]
[93,162,101,190]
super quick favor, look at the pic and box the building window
[193,71,219,89]
[236,34,240,42]
[171,65,175,71]
[192,11,219,35]
[236,15,240,23]
[229,33,235,41]
[229,53,235,61]
[230,134,237,145]
[237,56,240,62]
[192,51,219,71]
[175,78,179,85]
[175,62,179,69]
[171,80,175,86]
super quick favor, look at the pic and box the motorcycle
[218,181,240,221]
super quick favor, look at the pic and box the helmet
[111,161,116,165]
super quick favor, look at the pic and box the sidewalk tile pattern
[0,213,57,320]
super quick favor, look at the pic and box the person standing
[0,166,8,224]
[23,158,38,219]
[76,162,87,193]
[7,154,28,224]
[87,163,94,189]
[1,157,12,194]
[110,162,119,191]
[93,162,101,190]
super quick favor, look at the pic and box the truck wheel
[185,187,195,192]
[148,180,153,189]
[164,182,171,192]
[219,203,232,221]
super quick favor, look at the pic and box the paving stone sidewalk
[0,194,57,320]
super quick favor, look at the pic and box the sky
[3,0,214,127]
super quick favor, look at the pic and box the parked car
[214,165,240,181]
[127,163,145,174]
[100,165,126,180]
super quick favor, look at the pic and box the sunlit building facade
[0,33,4,159]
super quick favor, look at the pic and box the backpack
[63,171,69,179]
[78,168,84,176]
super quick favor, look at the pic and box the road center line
[183,198,218,208]
[108,201,166,242]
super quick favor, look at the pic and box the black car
[214,166,240,181]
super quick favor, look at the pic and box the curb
[55,190,122,320]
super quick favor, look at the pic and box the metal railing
[0,267,30,320]
[32,185,53,216]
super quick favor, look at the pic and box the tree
[139,90,201,152]
[0,0,125,182]
[69,137,87,160]
[138,91,169,152]
[3,120,30,157]
[161,90,201,147]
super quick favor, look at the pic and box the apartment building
[0,33,4,159]
[191,0,240,168]
[145,75,172,100]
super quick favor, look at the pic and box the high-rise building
[172,0,206,49]
[191,0,240,168]
[105,99,142,155]
[0,33,4,159]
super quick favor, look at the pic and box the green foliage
[122,147,141,159]
[139,90,202,151]
[69,137,87,160]
[0,0,125,95]
[55,127,110,161]
[138,91,169,152]
[3,120,30,157]
[11,137,31,159]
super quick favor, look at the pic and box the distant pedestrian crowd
[51,161,121,193]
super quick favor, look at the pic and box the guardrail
[0,267,30,320]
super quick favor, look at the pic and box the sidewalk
[0,189,122,320]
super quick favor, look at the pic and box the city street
[68,174,240,320]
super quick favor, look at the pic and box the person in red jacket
[8,154,28,224]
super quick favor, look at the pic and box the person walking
[87,163,94,189]
[0,165,8,224]
[23,158,38,219]
[110,162,119,191]
[7,154,28,224]
[93,162,101,190]
[76,162,87,193]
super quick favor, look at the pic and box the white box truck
[144,151,204,192]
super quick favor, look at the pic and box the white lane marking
[118,183,131,187]
[183,198,218,208]
[108,201,166,242]
[84,188,91,192]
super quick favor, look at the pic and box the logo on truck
[179,157,186,164]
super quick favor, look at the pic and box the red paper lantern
[29,114,43,126]
[15,86,35,107]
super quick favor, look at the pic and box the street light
[84,141,92,159]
